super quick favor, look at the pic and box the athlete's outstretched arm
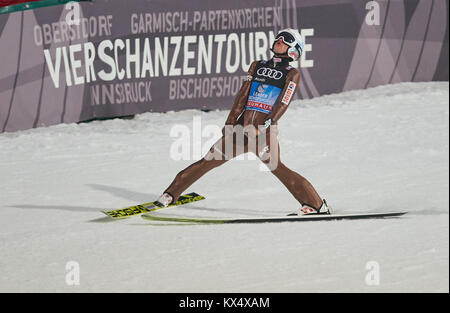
[224,61,258,125]
[265,69,301,124]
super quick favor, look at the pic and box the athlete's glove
[263,118,273,129]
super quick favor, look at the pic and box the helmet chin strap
[274,53,290,59]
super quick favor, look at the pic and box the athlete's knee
[199,156,226,170]
[266,159,282,172]
[258,145,281,171]
[205,143,225,161]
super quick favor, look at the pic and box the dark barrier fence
[0,0,448,133]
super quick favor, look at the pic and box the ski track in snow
[0,82,448,292]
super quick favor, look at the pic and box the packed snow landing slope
[0,82,448,292]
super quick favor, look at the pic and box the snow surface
[0,82,448,292]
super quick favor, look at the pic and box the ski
[141,211,407,224]
[102,192,205,219]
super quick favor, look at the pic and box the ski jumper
[163,57,323,209]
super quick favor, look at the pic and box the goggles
[275,31,297,46]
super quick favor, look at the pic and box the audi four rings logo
[256,67,283,79]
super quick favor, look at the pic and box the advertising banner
[0,0,90,15]
[0,0,448,132]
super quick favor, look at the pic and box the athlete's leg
[164,158,225,201]
[164,125,248,201]
[256,126,323,209]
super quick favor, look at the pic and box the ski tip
[185,192,205,199]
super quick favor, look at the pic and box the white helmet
[272,28,304,62]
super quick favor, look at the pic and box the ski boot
[288,199,332,216]
[154,192,174,208]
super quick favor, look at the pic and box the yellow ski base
[102,192,205,219]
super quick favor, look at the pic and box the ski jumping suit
[163,57,323,209]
